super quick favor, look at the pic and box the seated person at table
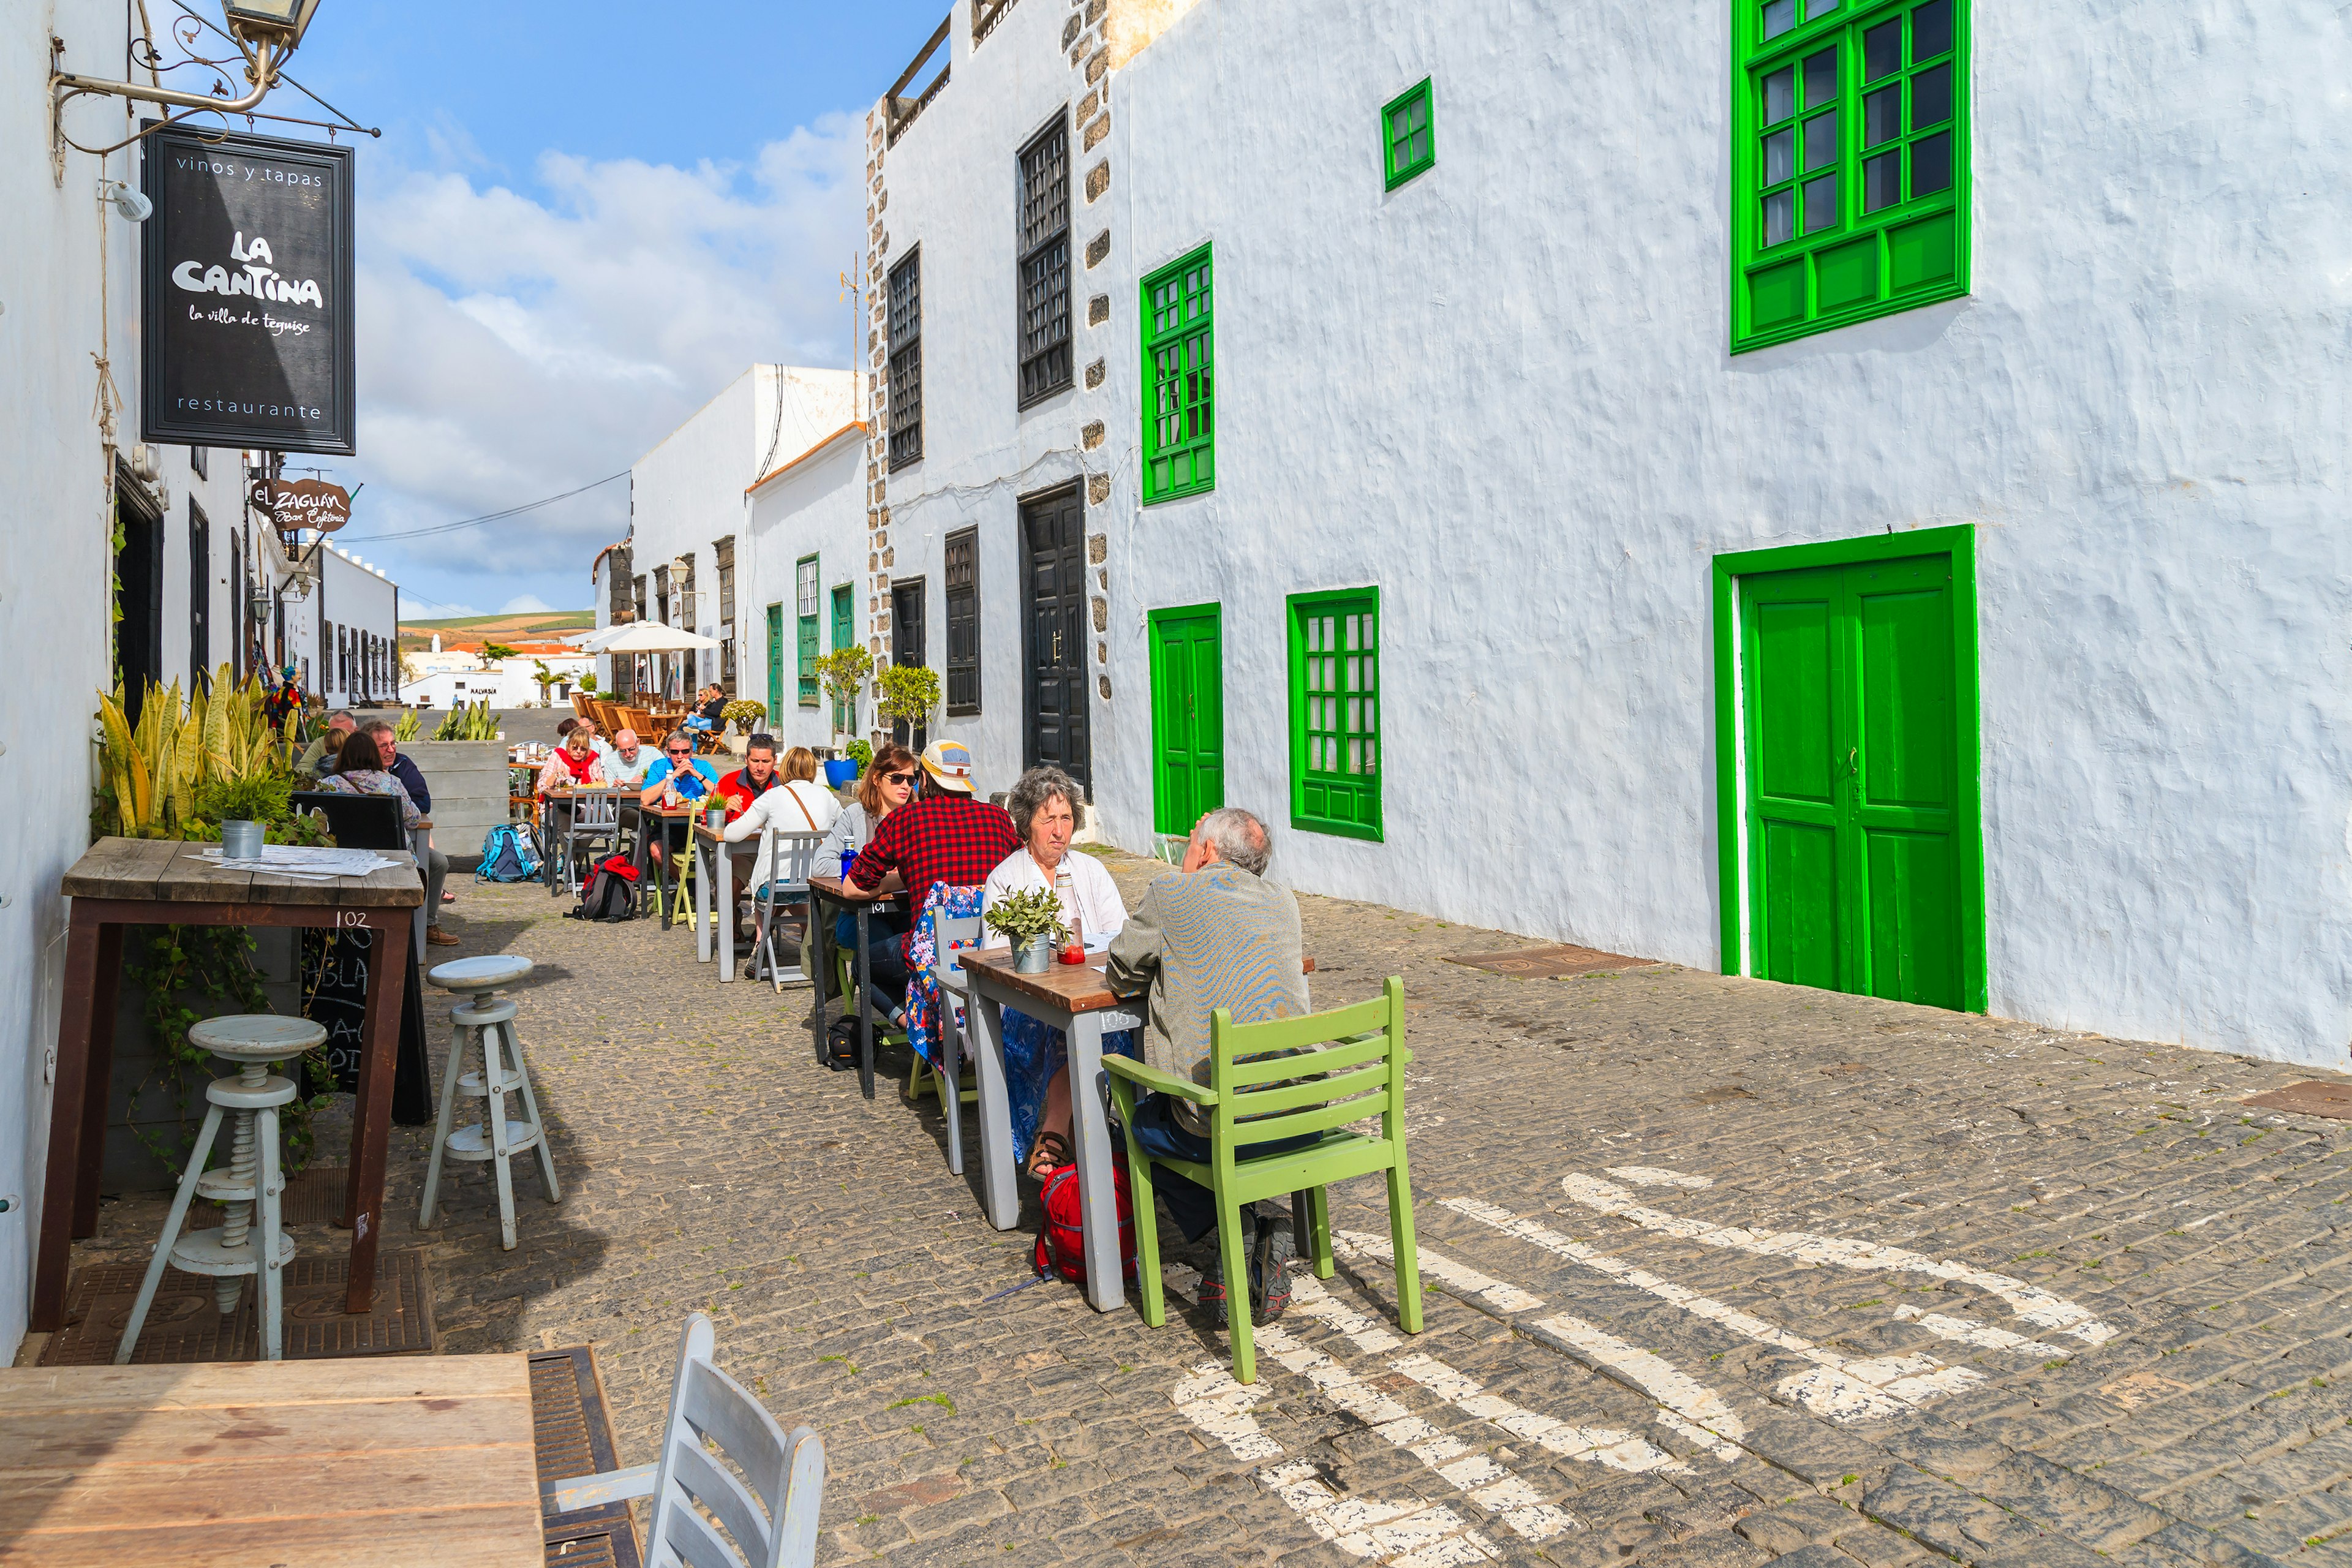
[825,742,918,957]
[840,741,1017,1031]
[681,684,726,736]
[716,735,784,820]
[1107,807,1309,1325]
[638,730,722,873]
[981,766,1134,1179]
[315,731,458,946]
[297,709,356,775]
[722,743,842,960]
[536,722,606,797]
[363,720,451,916]
[597,727,654,790]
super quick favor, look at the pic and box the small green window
[1289,589,1382,841]
[1140,245,1214,504]
[795,555,820,706]
[1382,79,1434,189]
[1732,0,1967,351]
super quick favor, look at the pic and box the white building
[592,367,857,720]
[312,543,402,708]
[744,421,870,753]
[862,0,2352,1071]
[1,0,279,1357]
[405,646,592,710]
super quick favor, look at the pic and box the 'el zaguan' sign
[140,125,355,455]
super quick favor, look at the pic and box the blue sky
[223,0,949,616]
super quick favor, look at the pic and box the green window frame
[1382,78,1434,189]
[1140,245,1213,504]
[1288,588,1382,842]
[1732,0,1968,352]
[795,554,820,706]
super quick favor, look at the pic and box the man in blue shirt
[637,730,722,878]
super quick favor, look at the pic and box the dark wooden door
[1021,488,1090,794]
[891,579,927,752]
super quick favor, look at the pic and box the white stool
[418,954,560,1249]
[118,1014,326,1364]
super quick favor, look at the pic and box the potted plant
[984,887,1068,974]
[876,663,941,753]
[816,645,875,785]
[721,697,767,736]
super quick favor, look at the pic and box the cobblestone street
[78,850,2352,1566]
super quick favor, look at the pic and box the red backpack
[1033,1163,1137,1284]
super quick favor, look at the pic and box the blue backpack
[476,824,541,883]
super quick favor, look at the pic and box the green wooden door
[831,584,854,734]
[1148,605,1223,835]
[765,603,785,722]
[1741,554,1962,1008]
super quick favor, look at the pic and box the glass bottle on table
[1054,866,1085,964]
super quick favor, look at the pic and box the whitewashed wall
[1093,0,2352,1068]
[314,546,401,706]
[869,0,1109,796]
[746,426,869,752]
[0,0,257,1359]
[628,367,855,704]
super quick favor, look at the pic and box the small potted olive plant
[984,887,1068,974]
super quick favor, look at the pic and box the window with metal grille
[1017,115,1072,407]
[944,527,980,714]
[796,555,821,706]
[1382,78,1434,189]
[888,250,923,469]
[1733,0,1966,350]
[1289,589,1382,841]
[1140,246,1214,504]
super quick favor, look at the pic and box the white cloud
[342,116,867,609]
[402,596,483,619]
[498,594,558,613]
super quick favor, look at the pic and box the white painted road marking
[1605,1166,1714,1188]
[1557,1172,2118,1346]
[1893,1302,2068,1357]
[1444,1196,1981,1421]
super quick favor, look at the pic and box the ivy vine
[121,925,335,1174]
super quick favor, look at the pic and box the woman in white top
[981,766,1136,1178]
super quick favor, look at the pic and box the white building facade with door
[0,0,288,1358]
[598,367,857,718]
[744,421,870,755]
[864,0,2352,1071]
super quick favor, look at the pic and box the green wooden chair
[1103,974,1422,1385]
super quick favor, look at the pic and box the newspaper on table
[195,845,404,881]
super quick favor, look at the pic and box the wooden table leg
[33,909,110,1332]
[967,984,1019,1230]
[343,913,405,1313]
[72,922,127,1238]
[1066,1011,1126,1312]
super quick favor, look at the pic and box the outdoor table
[638,803,699,929]
[690,816,750,974]
[959,947,1315,1314]
[0,1354,542,1565]
[36,839,424,1332]
[804,873,906,1101]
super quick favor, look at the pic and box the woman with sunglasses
[824,743,919,958]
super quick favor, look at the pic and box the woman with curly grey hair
[981,766,1135,1177]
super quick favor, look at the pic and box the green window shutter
[1139,246,1214,505]
[766,603,786,720]
[1382,78,1434,189]
[830,584,854,733]
[796,555,820,706]
[1731,0,1967,352]
[1288,589,1382,842]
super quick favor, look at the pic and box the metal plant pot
[1015,935,1055,974]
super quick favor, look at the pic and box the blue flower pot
[824,758,861,788]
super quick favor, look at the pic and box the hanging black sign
[140,124,355,455]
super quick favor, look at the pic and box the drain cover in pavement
[2242,1080,2352,1120]
[41,1246,435,1365]
[1446,944,1656,977]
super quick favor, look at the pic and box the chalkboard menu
[140,124,355,454]
[300,929,434,1125]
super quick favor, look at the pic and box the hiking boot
[1250,1213,1296,1324]
[1197,1256,1231,1329]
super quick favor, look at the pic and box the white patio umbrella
[590,622,721,654]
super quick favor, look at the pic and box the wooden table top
[807,873,905,905]
[960,944,1319,1014]
[60,838,424,910]
[0,1354,541,1567]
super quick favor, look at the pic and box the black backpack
[568,854,641,922]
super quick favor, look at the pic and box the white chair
[748,827,829,992]
[417,954,561,1250]
[924,913,983,1176]
[559,786,627,894]
[543,1313,824,1568]
[118,1014,326,1363]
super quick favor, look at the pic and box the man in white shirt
[597,728,654,789]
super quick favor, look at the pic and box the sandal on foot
[1025,1130,1072,1180]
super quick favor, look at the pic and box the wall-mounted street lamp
[52,1,323,127]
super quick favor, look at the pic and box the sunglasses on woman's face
[883,772,918,787]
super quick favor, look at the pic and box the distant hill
[401,609,594,650]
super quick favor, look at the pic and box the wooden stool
[418,955,562,1250]
[118,1014,326,1363]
